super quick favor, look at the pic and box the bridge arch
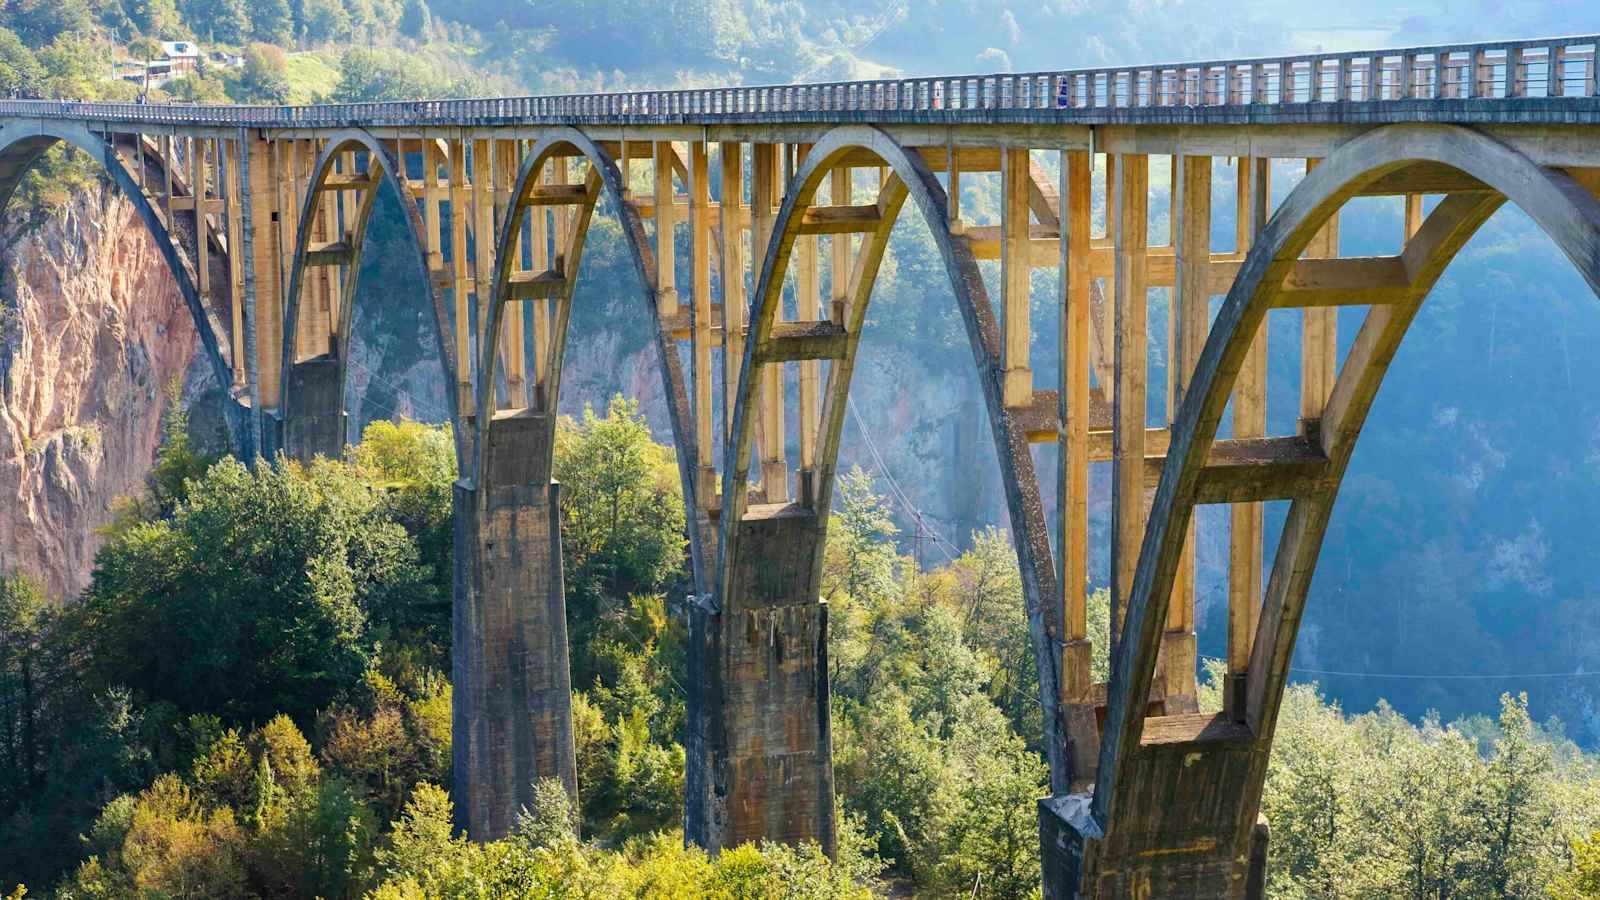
[277,128,459,467]
[474,127,709,580]
[1080,123,1600,893]
[711,125,1064,850]
[0,119,244,446]
[459,126,706,839]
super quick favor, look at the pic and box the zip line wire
[846,394,961,565]
[1200,655,1600,681]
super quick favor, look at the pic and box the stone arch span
[707,125,1063,852]
[1073,123,1600,894]
[461,126,703,839]
[277,129,459,467]
[0,119,245,447]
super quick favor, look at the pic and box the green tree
[347,419,455,666]
[0,573,47,812]
[396,0,428,40]
[933,704,1047,900]
[301,0,350,43]
[554,396,687,686]
[245,0,293,45]
[81,457,407,726]
[2,0,93,46]
[126,0,183,37]
[513,777,579,851]
[228,42,290,102]
[1552,830,1600,900]
[1469,693,1558,896]
[0,30,42,97]
[179,0,249,43]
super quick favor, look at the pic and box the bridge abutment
[451,411,577,839]
[688,503,835,855]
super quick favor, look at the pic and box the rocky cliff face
[0,184,201,600]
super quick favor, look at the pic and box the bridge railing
[0,34,1595,127]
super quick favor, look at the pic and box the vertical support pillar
[1226,156,1269,721]
[246,134,283,432]
[453,416,578,839]
[1058,148,1096,788]
[291,140,324,362]
[719,143,747,445]
[161,133,174,223]
[1404,192,1424,240]
[829,164,851,320]
[449,137,473,421]
[275,138,295,329]
[529,157,550,404]
[318,147,343,353]
[223,139,247,389]
[422,137,446,274]
[191,136,210,295]
[1110,154,1148,641]
[795,145,821,497]
[654,141,678,317]
[1300,159,1338,431]
[1163,154,1212,708]
[690,142,716,510]
[498,141,527,410]
[1002,147,1034,408]
[751,143,787,502]
[946,140,962,233]
[473,138,495,384]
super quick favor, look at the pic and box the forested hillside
[5,0,1600,896]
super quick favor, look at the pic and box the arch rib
[277,130,458,466]
[1075,122,1600,895]
[458,127,708,840]
[0,120,244,449]
[716,125,1066,854]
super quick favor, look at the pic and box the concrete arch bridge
[3,34,1599,897]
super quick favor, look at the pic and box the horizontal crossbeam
[796,204,884,234]
[757,320,849,362]
[523,183,592,206]
[1273,256,1413,307]
[1193,434,1331,504]
[508,269,567,300]
[305,239,355,266]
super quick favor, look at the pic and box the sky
[834,0,1597,79]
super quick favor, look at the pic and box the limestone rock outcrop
[0,185,199,600]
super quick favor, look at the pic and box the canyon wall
[0,184,202,600]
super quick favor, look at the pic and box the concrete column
[687,504,835,856]
[282,358,345,463]
[452,411,577,839]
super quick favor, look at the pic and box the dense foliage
[8,400,1600,897]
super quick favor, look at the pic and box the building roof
[160,41,200,59]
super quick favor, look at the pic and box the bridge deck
[2,33,1597,130]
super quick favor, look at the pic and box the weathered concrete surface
[1039,718,1267,900]
[688,502,834,854]
[282,356,344,463]
[451,410,577,840]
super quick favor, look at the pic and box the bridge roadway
[3,34,1599,897]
